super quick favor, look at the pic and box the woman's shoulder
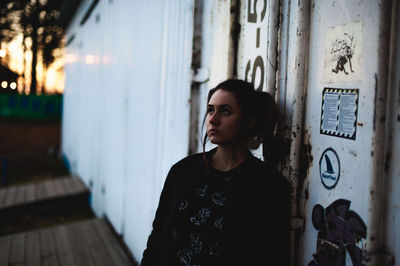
[247,155,288,187]
[170,152,205,172]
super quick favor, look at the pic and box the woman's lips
[208,129,219,135]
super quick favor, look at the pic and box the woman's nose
[209,112,219,125]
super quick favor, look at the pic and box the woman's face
[206,89,244,146]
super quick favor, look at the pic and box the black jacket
[141,150,290,266]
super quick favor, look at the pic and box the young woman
[141,79,290,266]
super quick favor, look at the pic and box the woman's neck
[211,144,249,172]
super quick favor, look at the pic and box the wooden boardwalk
[0,218,135,266]
[0,176,87,210]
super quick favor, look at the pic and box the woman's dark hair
[202,79,279,161]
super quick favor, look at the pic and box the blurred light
[102,56,110,64]
[1,81,7,88]
[85,55,96,64]
[10,82,17,90]
[0,49,5,58]
[65,53,79,63]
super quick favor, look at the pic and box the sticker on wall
[309,199,367,266]
[319,148,340,189]
[324,21,363,83]
[320,88,359,140]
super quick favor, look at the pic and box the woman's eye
[221,109,231,115]
[207,108,214,114]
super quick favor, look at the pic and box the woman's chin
[209,137,221,145]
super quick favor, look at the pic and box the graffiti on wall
[324,21,363,83]
[309,199,367,266]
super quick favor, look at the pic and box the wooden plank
[66,221,94,266]
[69,178,87,194]
[0,235,11,266]
[2,186,16,208]
[53,178,67,197]
[25,231,40,266]
[13,184,26,206]
[92,219,132,266]
[54,225,76,266]
[25,183,35,203]
[44,179,58,198]
[57,177,70,195]
[0,188,8,208]
[35,180,48,200]
[40,228,58,266]
[62,177,75,194]
[79,220,114,266]
[9,233,25,266]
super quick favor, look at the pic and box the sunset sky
[2,34,65,95]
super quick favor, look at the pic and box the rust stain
[357,122,363,127]
[304,181,309,200]
[349,150,357,157]
[299,130,313,185]
[373,74,378,131]
[385,151,391,171]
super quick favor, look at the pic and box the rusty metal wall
[293,0,396,265]
[236,0,399,265]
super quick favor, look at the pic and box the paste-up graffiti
[331,33,355,75]
[324,21,363,83]
[309,199,367,266]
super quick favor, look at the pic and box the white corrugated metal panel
[123,0,194,259]
[62,0,194,261]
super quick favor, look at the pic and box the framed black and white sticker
[319,148,341,190]
[320,88,359,140]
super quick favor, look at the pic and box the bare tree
[0,0,65,94]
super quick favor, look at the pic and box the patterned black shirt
[167,167,237,266]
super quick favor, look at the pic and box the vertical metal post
[367,0,396,265]
[280,0,310,265]
[189,0,204,155]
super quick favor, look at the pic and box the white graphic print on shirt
[189,208,212,225]
[190,233,203,254]
[214,217,223,230]
[177,249,193,265]
[211,191,227,206]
